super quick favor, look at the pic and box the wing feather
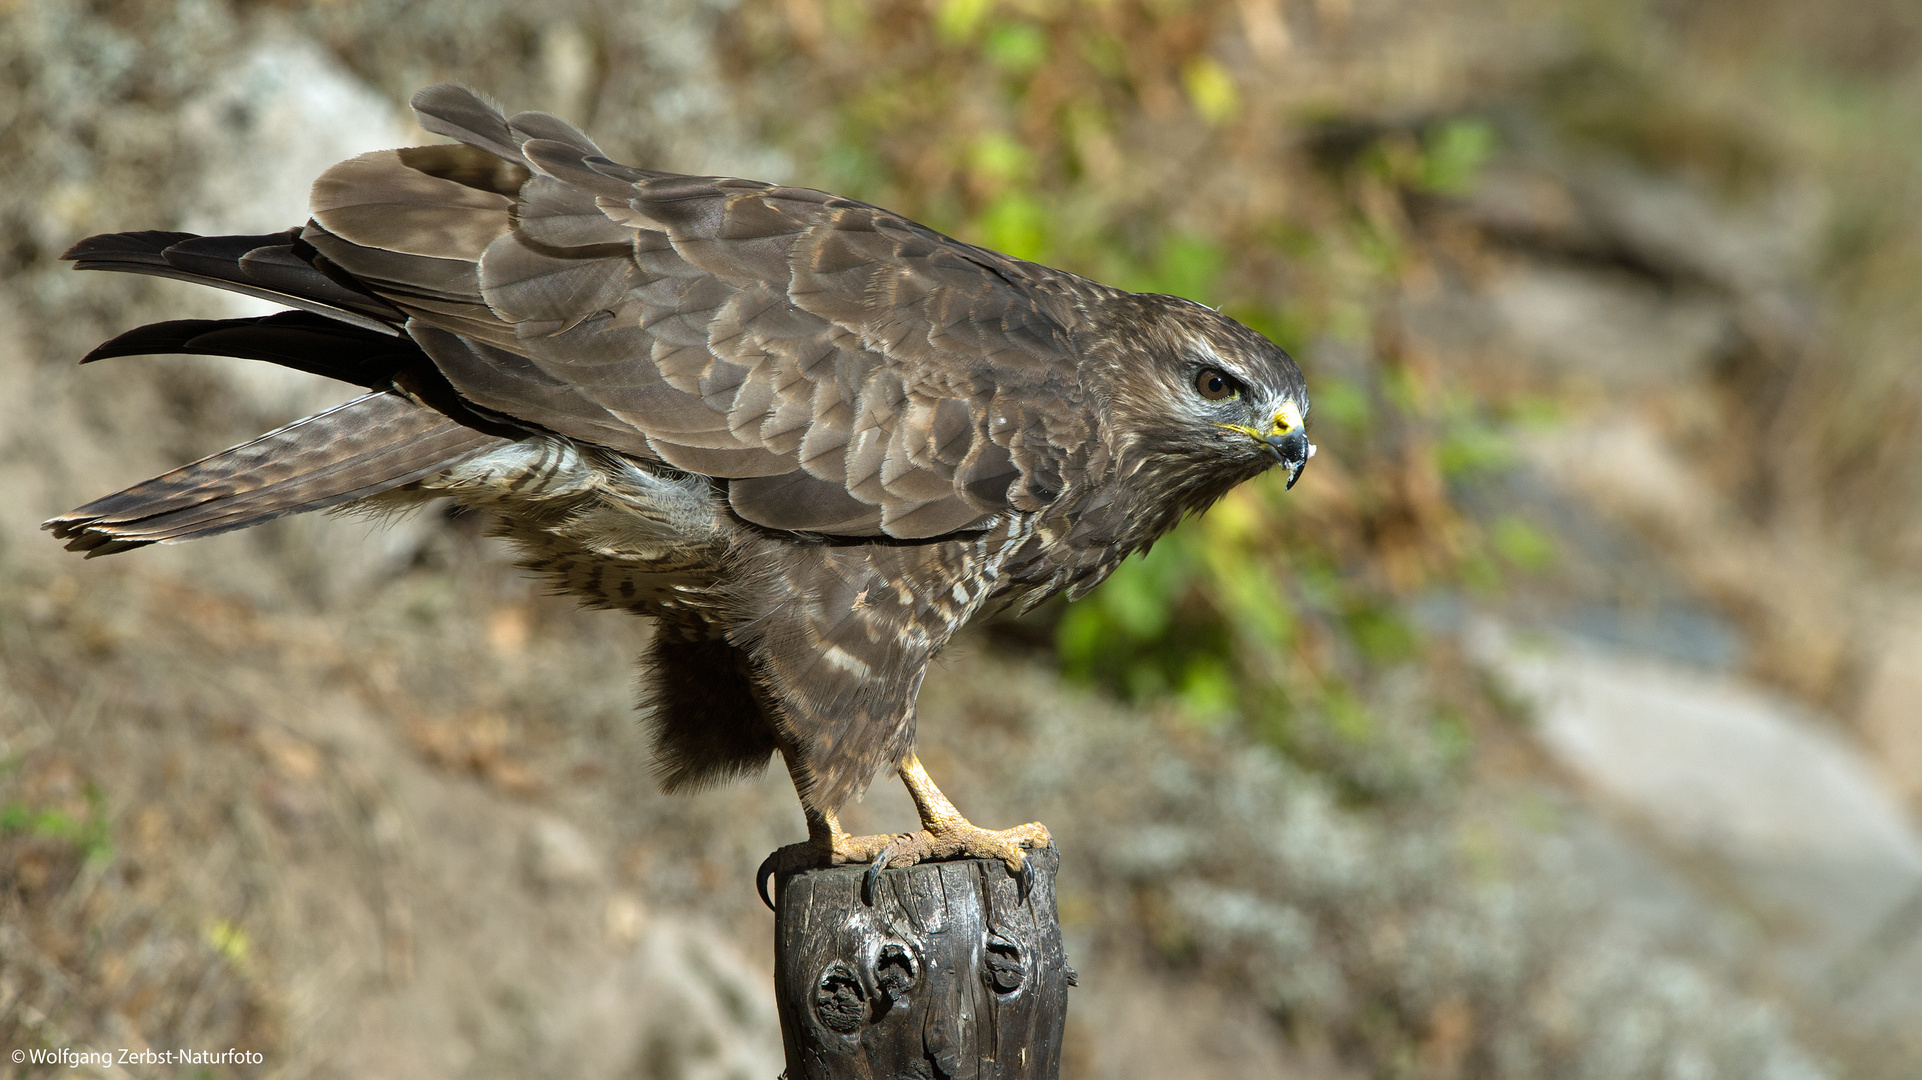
[410,84,522,162]
[726,472,884,534]
[305,85,1103,540]
[310,151,513,261]
[644,438,793,478]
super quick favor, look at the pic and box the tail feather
[46,391,505,556]
[63,229,406,335]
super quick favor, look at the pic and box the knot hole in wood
[772,849,1071,1079]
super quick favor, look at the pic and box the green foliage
[978,192,1050,261]
[1307,377,1373,432]
[968,131,1033,184]
[934,0,993,43]
[2,782,113,864]
[203,918,252,969]
[1344,602,1417,664]
[1182,56,1239,125]
[982,23,1049,73]
[1490,514,1557,573]
[1437,407,1515,478]
[1420,118,1499,195]
[1143,232,1225,301]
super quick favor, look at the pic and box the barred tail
[45,391,502,556]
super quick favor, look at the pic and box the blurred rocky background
[3,0,1921,1077]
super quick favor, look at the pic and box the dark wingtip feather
[78,319,215,364]
[76,312,412,385]
[62,229,405,336]
[62,230,198,264]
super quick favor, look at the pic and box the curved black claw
[756,850,781,911]
[862,840,898,907]
[1015,856,1033,902]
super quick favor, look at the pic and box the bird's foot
[858,818,1052,904]
[758,755,1050,909]
[754,819,1051,909]
[754,829,894,910]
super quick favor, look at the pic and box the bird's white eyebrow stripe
[1184,334,1266,394]
[1186,335,1221,364]
[1184,335,1240,378]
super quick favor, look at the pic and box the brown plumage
[49,85,1311,890]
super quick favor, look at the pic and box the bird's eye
[1194,368,1240,402]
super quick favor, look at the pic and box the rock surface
[1471,618,1922,1019]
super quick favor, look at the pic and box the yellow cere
[1213,401,1303,441]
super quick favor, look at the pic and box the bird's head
[1193,367,1315,491]
[1095,294,1313,512]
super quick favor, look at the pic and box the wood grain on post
[770,846,1072,1080]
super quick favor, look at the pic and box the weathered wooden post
[769,847,1073,1079]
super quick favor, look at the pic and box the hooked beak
[1265,431,1314,489]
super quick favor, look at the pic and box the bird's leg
[865,754,1052,882]
[756,749,899,908]
[755,751,1051,908]
[800,805,892,863]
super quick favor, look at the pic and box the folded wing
[301,84,1107,540]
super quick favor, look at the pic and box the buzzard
[49,86,1311,901]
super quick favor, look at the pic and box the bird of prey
[49,85,1311,900]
